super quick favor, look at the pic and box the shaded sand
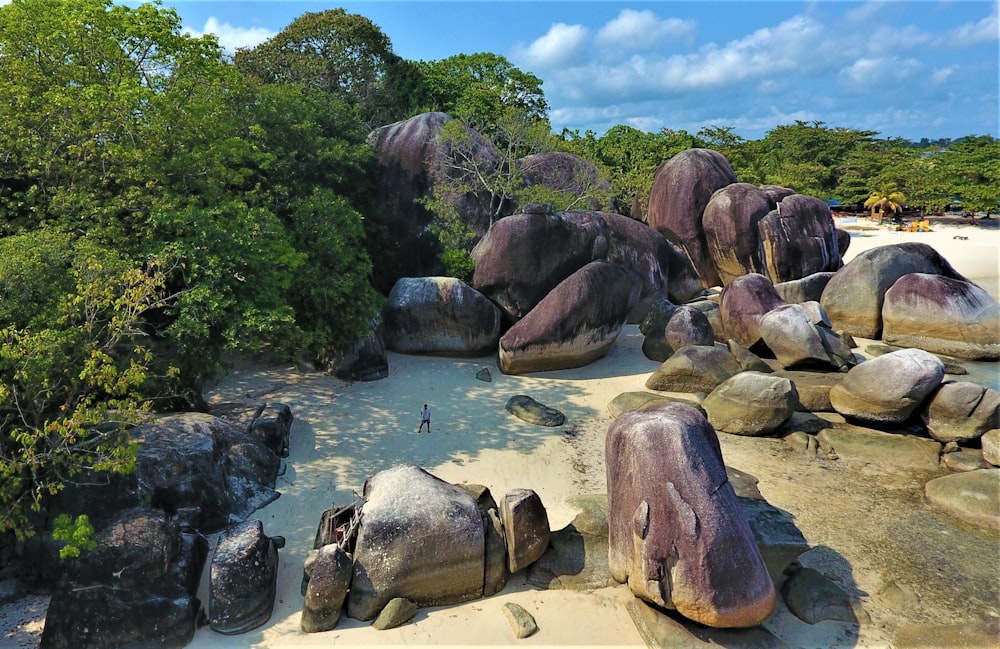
[3,220,998,648]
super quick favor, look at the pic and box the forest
[0,0,997,537]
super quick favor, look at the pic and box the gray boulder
[608,391,704,418]
[372,598,418,630]
[719,273,787,350]
[702,183,770,284]
[921,381,1000,444]
[983,429,1000,466]
[924,469,1000,532]
[502,602,539,639]
[67,507,178,590]
[209,519,282,634]
[773,272,836,305]
[882,273,1000,360]
[301,543,353,633]
[347,465,485,620]
[665,305,716,351]
[758,303,855,371]
[505,395,565,427]
[606,403,776,627]
[500,489,551,573]
[453,483,507,597]
[383,276,502,356]
[497,261,640,374]
[644,345,742,394]
[726,339,773,373]
[527,494,615,591]
[211,401,293,459]
[757,194,842,283]
[600,211,680,320]
[829,349,945,424]
[703,372,798,436]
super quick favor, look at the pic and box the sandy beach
[3,217,998,648]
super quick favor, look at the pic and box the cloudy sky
[24,1,1000,140]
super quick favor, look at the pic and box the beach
[3,217,998,648]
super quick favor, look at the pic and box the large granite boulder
[647,148,737,289]
[347,465,486,620]
[921,381,1000,444]
[383,276,502,356]
[882,273,1000,360]
[600,211,681,319]
[500,489,551,573]
[498,261,640,374]
[644,345,742,394]
[314,321,388,381]
[663,238,708,304]
[67,507,178,589]
[719,273,787,350]
[703,372,799,436]
[758,303,855,371]
[820,242,967,338]
[829,348,945,425]
[518,152,613,211]
[209,519,282,635]
[757,194,842,283]
[605,403,775,627]
[702,183,770,284]
[505,395,566,427]
[471,211,608,322]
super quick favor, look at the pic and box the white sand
[3,219,998,648]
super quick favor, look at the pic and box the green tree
[760,121,878,197]
[864,187,907,223]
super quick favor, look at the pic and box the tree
[759,121,878,197]
[864,187,907,223]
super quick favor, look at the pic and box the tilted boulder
[882,273,1000,360]
[209,519,283,635]
[383,276,502,356]
[498,261,640,374]
[702,183,770,284]
[773,272,836,305]
[347,465,486,620]
[829,349,945,425]
[647,149,737,289]
[500,489,551,573]
[645,345,742,394]
[820,242,967,339]
[472,211,609,322]
[664,305,716,352]
[719,273,787,350]
[454,484,507,597]
[759,185,796,207]
[703,372,799,436]
[605,403,776,627]
[758,194,842,283]
[920,381,1000,444]
[758,303,855,371]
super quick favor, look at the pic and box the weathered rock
[663,237,708,303]
[686,299,726,342]
[820,242,967,338]
[347,465,485,620]
[924,469,1000,532]
[210,401,293,459]
[627,597,789,649]
[769,368,842,412]
[983,429,1000,466]
[505,395,565,427]
[608,392,704,418]
[527,494,615,590]
[502,602,539,638]
[702,183,770,284]
[773,272,836,305]
[921,381,1000,443]
[703,372,798,436]
[644,345,742,394]
[646,148,737,289]
[600,211,680,319]
[497,261,640,374]
[759,185,796,208]
[209,519,281,635]
[314,322,388,381]
[606,403,776,627]
[894,618,1000,648]
[471,211,608,322]
[719,273,787,350]
[371,598,418,630]
[865,343,968,375]
[835,227,851,257]
[664,305,715,351]
[67,507,178,590]
[816,424,942,471]
[500,489,551,573]
[475,367,492,382]
[726,339,773,373]
[882,273,1000,360]
[780,565,871,625]
[941,448,991,472]
[383,276,502,356]
[758,304,855,371]
[639,298,678,336]
[829,349,945,424]
[301,543,353,633]
[454,483,507,597]
[758,194,842,283]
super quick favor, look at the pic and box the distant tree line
[0,0,996,537]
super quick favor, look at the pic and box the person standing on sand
[418,404,431,433]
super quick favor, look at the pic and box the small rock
[371,597,418,630]
[941,449,990,472]
[505,395,565,427]
[475,367,492,382]
[783,431,818,455]
[502,602,538,638]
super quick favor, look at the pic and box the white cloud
[183,17,274,54]
[837,56,922,88]
[515,22,589,68]
[596,10,695,50]
[931,65,958,84]
[942,4,999,45]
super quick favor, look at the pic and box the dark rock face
[497,261,640,374]
[820,242,967,339]
[347,465,486,620]
[758,194,842,283]
[500,489,551,573]
[829,348,945,424]
[781,566,870,625]
[835,228,851,257]
[719,273,787,350]
[647,149,737,289]
[702,183,770,284]
[882,273,1000,360]
[471,211,609,322]
[662,237,707,304]
[383,276,502,356]
[209,519,281,634]
[605,403,776,627]
[67,507,178,590]
[505,395,566,427]
[518,151,613,211]
[315,322,388,382]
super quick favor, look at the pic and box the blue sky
[39,1,1000,140]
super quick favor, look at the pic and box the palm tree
[864,188,907,224]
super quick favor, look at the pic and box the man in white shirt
[418,404,431,433]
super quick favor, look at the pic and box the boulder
[383,276,502,356]
[505,395,565,427]
[820,242,967,338]
[608,392,704,419]
[726,339,773,373]
[941,448,991,472]
[646,148,737,288]
[209,519,282,635]
[759,185,796,207]
[757,194,842,283]
[835,227,851,257]
[773,272,836,305]
[983,429,1000,466]
[600,211,678,320]
[921,381,1000,444]
[816,424,942,471]
[703,372,798,436]
[829,349,945,424]
[769,368,842,412]
[497,261,640,374]
[518,152,612,211]
[67,507,178,590]
[347,465,485,620]
[314,322,388,381]
[211,401,293,460]
[702,183,770,284]
[719,273,787,350]
[664,305,716,351]
[500,489,551,573]
[301,543,353,633]
[471,211,608,322]
[644,345,742,394]
[371,598,418,630]
[924,469,1000,532]
[639,298,678,336]
[663,237,708,303]
[453,483,507,597]
[882,273,1000,360]
[686,299,726,342]
[606,403,776,627]
[758,303,855,371]
[780,565,870,625]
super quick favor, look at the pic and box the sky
[10,0,1000,140]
